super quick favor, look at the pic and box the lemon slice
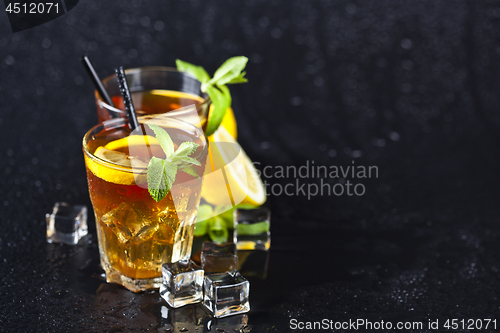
[104,135,159,151]
[85,147,148,185]
[213,106,237,139]
[201,126,266,206]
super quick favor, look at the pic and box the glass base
[103,263,162,292]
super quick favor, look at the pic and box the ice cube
[100,202,158,244]
[100,202,137,243]
[203,270,250,318]
[233,207,271,251]
[46,202,88,245]
[201,242,238,273]
[160,260,204,308]
[133,222,159,242]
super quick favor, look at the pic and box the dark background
[1,0,500,332]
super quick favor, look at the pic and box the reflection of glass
[82,116,208,292]
[95,67,210,126]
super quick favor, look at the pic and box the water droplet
[42,38,51,49]
[140,16,150,27]
[271,28,282,39]
[373,138,386,147]
[389,131,400,141]
[290,96,302,106]
[128,49,138,58]
[351,150,363,158]
[258,16,269,28]
[5,55,15,66]
[314,76,324,87]
[401,38,413,50]
[74,76,83,85]
[346,3,357,15]
[154,20,165,31]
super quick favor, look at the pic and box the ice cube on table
[160,260,204,308]
[46,202,88,245]
[203,270,250,318]
[233,207,271,251]
[201,242,238,273]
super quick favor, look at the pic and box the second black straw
[115,66,139,131]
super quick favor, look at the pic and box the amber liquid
[85,123,207,290]
[98,90,207,127]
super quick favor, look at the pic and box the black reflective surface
[2,0,500,332]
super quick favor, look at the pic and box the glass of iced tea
[83,115,208,292]
[95,67,210,128]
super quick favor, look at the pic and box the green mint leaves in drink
[176,56,248,137]
[147,124,200,202]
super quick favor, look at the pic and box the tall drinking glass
[83,116,208,292]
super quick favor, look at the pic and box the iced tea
[83,117,208,292]
[95,67,210,126]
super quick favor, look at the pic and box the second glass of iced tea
[95,67,210,128]
[83,116,208,292]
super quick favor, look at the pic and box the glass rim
[82,116,208,174]
[95,66,211,115]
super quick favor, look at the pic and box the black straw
[81,55,116,109]
[115,66,139,131]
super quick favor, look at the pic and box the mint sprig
[194,203,261,243]
[176,56,248,137]
[146,124,200,202]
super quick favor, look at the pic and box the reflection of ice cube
[159,304,208,332]
[101,202,136,243]
[233,207,271,251]
[203,270,250,318]
[160,260,204,308]
[207,314,249,332]
[201,242,238,274]
[46,202,88,245]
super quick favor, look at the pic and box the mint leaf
[148,124,174,158]
[195,203,262,241]
[180,165,199,178]
[214,205,236,229]
[194,205,213,236]
[208,216,228,244]
[227,71,248,84]
[175,59,210,84]
[177,156,201,166]
[197,204,214,221]
[174,141,198,158]
[236,221,270,235]
[207,56,248,86]
[146,124,201,202]
[205,85,231,137]
[163,161,177,191]
[147,157,168,202]
[215,203,259,230]
[194,218,210,236]
[176,56,248,136]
